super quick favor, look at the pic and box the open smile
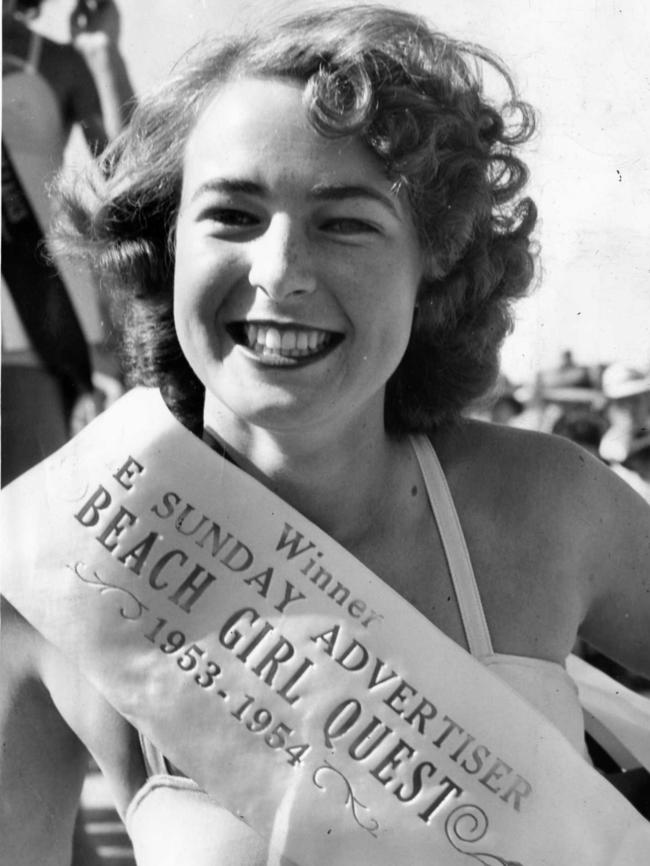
[226,321,344,365]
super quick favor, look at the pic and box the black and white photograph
[2,1,649,863]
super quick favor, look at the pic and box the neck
[203,402,409,547]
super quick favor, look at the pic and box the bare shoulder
[435,417,646,528]
[437,416,597,479]
[432,420,650,670]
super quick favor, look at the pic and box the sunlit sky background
[37,0,650,383]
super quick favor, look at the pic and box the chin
[203,383,319,431]
[238,401,322,432]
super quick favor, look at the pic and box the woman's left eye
[322,217,378,235]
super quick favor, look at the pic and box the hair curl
[54,3,537,434]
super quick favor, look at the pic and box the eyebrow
[189,179,265,203]
[189,178,401,218]
[309,182,400,218]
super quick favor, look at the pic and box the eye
[321,217,378,235]
[200,208,260,230]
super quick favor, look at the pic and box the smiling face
[173,76,424,439]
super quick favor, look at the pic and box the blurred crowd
[474,349,650,505]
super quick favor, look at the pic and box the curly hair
[54,3,537,434]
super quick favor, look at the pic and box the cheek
[377,289,419,365]
[172,261,217,358]
[172,265,197,339]
[172,228,199,312]
[350,298,415,382]
[366,275,418,342]
[173,246,225,323]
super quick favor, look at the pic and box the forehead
[181,76,392,194]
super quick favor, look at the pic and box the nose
[248,216,317,300]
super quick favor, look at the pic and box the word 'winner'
[72,455,382,627]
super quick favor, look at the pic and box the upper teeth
[243,324,331,355]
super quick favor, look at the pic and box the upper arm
[453,423,650,670]
[0,598,88,865]
[569,456,650,676]
[506,431,650,677]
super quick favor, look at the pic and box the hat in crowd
[601,363,650,400]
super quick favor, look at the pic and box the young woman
[1,6,648,864]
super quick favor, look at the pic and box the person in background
[599,363,650,461]
[550,407,607,459]
[599,363,650,502]
[555,348,596,385]
[2,0,133,485]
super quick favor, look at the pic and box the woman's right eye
[201,208,259,228]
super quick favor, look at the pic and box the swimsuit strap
[139,730,171,776]
[410,434,494,659]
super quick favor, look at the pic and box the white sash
[2,388,648,865]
